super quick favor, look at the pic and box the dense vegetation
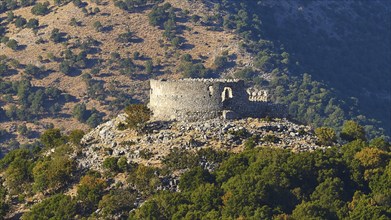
[0,119,389,219]
[130,145,390,219]
[209,0,390,137]
[1,0,390,153]
[0,0,390,217]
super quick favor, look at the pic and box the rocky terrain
[0,1,389,218]
[78,114,324,171]
[1,0,389,153]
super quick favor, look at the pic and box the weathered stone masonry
[149,78,287,121]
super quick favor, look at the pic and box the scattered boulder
[77,115,323,171]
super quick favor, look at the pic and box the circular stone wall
[149,79,246,121]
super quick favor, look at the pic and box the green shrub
[72,103,88,122]
[340,120,366,142]
[72,0,83,8]
[24,64,43,76]
[22,194,77,219]
[17,124,32,137]
[127,164,160,196]
[93,21,102,32]
[1,36,9,44]
[315,127,337,146]
[133,51,140,60]
[98,189,136,217]
[40,128,67,148]
[86,112,103,128]
[179,61,207,78]
[145,60,153,74]
[213,55,228,69]
[6,11,15,22]
[162,147,198,170]
[68,129,85,146]
[69,17,79,26]
[59,60,71,74]
[26,18,39,29]
[50,28,62,43]
[148,3,174,27]
[31,2,50,15]
[2,149,34,194]
[14,17,27,28]
[117,30,134,43]
[117,156,130,172]
[179,167,215,191]
[123,104,151,132]
[103,157,119,172]
[77,174,106,214]
[244,135,259,149]
[32,156,75,192]
[234,68,256,80]
[6,39,18,50]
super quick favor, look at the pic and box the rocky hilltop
[77,114,323,171]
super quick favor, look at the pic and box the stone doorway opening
[222,87,233,102]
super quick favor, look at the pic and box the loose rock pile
[77,115,323,171]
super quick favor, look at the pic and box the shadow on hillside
[89,47,102,55]
[25,130,40,139]
[85,58,102,69]
[66,68,82,77]
[181,43,195,50]
[37,24,48,30]
[55,32,68,43]
[130,73,150,81]
[131,37,144,44]
[0,68,18,77]
[152,69,164,77]
[97,72,112,77]
[35,69,55,79]
[101,25,113,33]
[198,54,209,60]
[137,56,151,61]
[175,24,188,35]
[16,45,27,51]
[78,2,88,7]
[62,93,78,103]
[175,16,188,24]
[0,132,16,144]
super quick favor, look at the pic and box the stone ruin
[149,78,287,121]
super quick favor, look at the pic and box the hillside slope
[0,0,252,152]
[0,0,390,153]
[267,0,391,133]
[216,0,391,134]
[0,1,390,218]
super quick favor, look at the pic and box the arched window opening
[222,87,233,102]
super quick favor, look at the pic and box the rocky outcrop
[77,114,324,171]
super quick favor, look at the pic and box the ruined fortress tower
[149,79,287,121]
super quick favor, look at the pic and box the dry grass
[0,0,251,145]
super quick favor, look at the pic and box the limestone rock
[76,115,324,171]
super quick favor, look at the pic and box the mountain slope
[213,0,391,135]
[0,0,252,151]
[0,0,390,152]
